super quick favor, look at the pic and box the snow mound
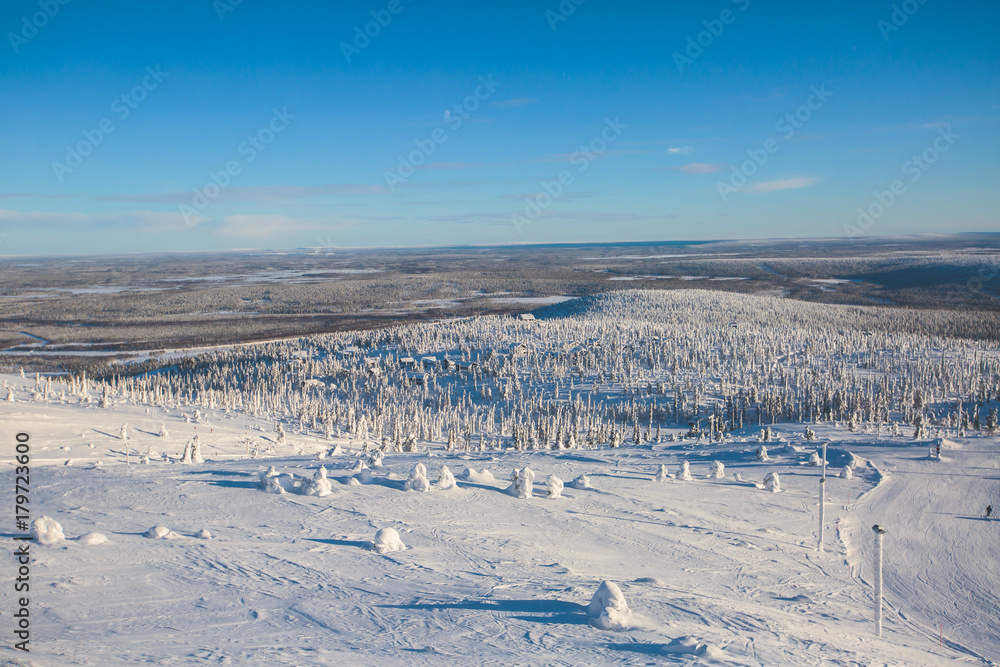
[76,532,107,546]
[463,467,495,484]
[808,451,826,467]
[437,465,457,490]
[145,525,178,539]
[570,474,593,490]
[763,471,781,493]
[709,461,725,479]
[587,581,632,631]
[546,474,564,498]
[355,464,373,485]
[507,466,535,499]
[373,527,406,554]
[678,461,693,481]
[329,444,343,456]
[32,516,65,545]
[653,465,670,482]
[656,636,724,659]
[195,529,212,539]
[304,466,333,497]
[405,463,431,492]
[840,465,854,480]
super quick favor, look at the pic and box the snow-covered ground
[2,371,997,666]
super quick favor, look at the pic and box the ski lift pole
[817,442,827,552]
[873,524,887,637]
[818,477,826,552]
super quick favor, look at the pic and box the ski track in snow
[0,374,997,665]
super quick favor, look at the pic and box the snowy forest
[35,290,1000,453]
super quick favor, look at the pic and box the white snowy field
[1,373,998,666]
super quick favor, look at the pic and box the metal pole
[818,477,826,552]
[873,524,887,637]
[817,442,828,552]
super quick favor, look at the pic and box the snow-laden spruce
[32,516,65,545]
[654,464,670,482]
[437,465,457,490]
[587,581,632,631]
[180,435,203,464]
[763,471,781,492]
[373,527,406,554]
[508,466,535,499]
[304,466,333,497]
[545,474,564,498]
[405,463,431,492]
[678,460,693,481]
[840,465,854,479]
[261,466,286,494]
[709,461,725,479]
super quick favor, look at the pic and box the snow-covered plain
[1,374,997,665]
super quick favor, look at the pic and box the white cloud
[215,214,325,239]
[667,146,694,155]
[0,209,199,229]
[660,162,726,174]
[743,177,819,194]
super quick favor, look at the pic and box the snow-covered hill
[1,289,997,665]
[1,373,997,665]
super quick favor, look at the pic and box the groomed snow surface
[2,377,998,665]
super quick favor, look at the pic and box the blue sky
[1,0,997,255]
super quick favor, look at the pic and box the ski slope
[1,372,997,666]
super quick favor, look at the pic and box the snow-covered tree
[545,474,564,498]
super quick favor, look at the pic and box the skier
[987,504,993,519]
